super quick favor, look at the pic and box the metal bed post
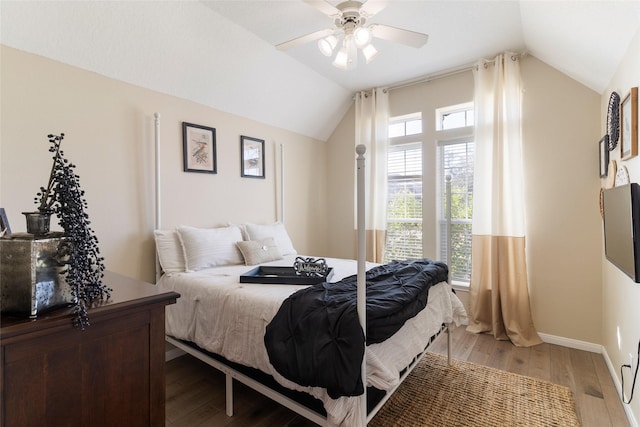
[356,144,367,426]
[445,174,452,283]
[445,174,453,366]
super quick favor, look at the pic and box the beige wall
[326,56,603,344]
[520,56,602,343]
[0,46,329,283]
[601,26,640,424]
[326,104,357,259]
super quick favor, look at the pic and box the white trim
[280,143,285,223]
[538,332,602,353]
[435,101,474,131]
[154,112,162,284]
[601,346,639,427]
[450,282,470,293]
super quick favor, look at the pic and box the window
[388,113,422,138]
[436,102,474,131]
[385,113,423,263]
[385,106,474,282]
[438,139,474,284]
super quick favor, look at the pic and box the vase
[22,211,52,235]
[0,232,74,317]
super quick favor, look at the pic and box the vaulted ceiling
[2,1,639,141]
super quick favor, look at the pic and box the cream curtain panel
[467,54,542,347]
[355,88,389,263]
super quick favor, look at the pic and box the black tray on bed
[240,266,334,285]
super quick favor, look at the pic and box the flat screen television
[603,183,640,282]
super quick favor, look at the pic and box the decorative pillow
[244,222,297,256]
[236,237,283,266]
[176,225,244,272]
[154,229,185,273]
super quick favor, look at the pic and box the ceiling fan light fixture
[362,43,378,63]
[318,35,338,57]
[278,1,429,71]
[353,26,372,48]
[333,36,357,70]
[332,46,349,69]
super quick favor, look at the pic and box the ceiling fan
[276,0,429,70]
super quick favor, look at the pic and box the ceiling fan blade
[370,24,428,48]
[276,28,335,51]
[360,0,389,17]
[303,0,341,17]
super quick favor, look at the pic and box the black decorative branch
[34,133,111,329]
[34,133,65,213]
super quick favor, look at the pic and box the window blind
[386,145,422,262]
[439,140,474,283]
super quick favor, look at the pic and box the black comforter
[264,258,448,398]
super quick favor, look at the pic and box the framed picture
[240,135,265,179]
[620,87,638,161]
[182,122,217,173]
[0,208,11,235]
[599,135,609,177]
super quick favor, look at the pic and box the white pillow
[176,225,244,272]
[236,237,283,266]
[154,230,185,273]
[244,222,297,256]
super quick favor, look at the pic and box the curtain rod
[352,65,472,99]
[352,63,473,99]
[387,63,474,91]
[379,51,527,93]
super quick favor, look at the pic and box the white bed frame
[154,113,452,426]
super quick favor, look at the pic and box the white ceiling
[1,1,639,141]
[205,0,640,94]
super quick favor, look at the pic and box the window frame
[437,135,474,289]
[435,102,474,131]
[385,114,424,263]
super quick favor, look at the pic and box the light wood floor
[165,327,630,426]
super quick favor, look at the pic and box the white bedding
[158,256,467,426]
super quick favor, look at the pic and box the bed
[152,115,467,426]
[155,232,466,426]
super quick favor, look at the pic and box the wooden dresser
[0,271,179,427]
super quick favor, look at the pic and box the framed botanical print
[620,87,638,161]
[182,122,217,173]
[240,135,265,179]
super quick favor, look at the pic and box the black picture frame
[0,208,11,235]
[182,122,217,174]
[240,135,265,179]
[599,135,609,178]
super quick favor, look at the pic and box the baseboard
[601,347,639,427]
[539,332,638,427]
[538,332,602,353]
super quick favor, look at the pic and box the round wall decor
[615,164,630,186]
[607,91,620,151]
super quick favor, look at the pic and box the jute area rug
[369,352,580,427]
